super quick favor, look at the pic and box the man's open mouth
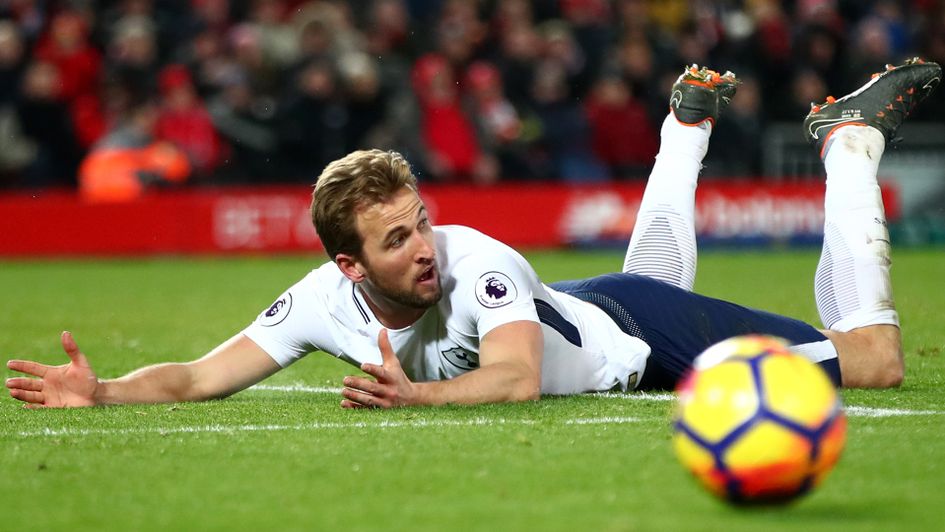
[417,266,435,283]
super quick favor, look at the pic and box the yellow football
[672,335,846,505]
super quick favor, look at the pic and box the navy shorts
[550,273,842,390]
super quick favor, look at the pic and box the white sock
[623,114,708,291]
[814,125,899,332]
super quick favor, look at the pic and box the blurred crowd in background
[2,0,945,200]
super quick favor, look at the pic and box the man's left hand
[341,329,418,409]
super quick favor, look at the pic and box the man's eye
[390,237,404,248]
[418,218,429,228]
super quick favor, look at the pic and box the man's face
[353,187,441,310]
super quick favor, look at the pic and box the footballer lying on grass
[7,60,941,409]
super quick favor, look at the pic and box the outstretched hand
[6,331,99,408]
[341,329,418,409]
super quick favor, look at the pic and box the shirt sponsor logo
[259,292,293,327]
[441,346,479,370]
[475,271,517,308]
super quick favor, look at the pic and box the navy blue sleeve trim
[534,299,582,348]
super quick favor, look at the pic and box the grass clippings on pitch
[2,249,943,531]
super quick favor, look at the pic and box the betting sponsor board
[0,181,899,255]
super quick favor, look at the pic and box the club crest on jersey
[475,271,517,308]
[259,292,293,327]
[441,346,479,370]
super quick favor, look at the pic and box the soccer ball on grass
[672,335,847,505]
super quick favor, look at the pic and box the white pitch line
[565,416,641,425]
[250,384,343,394]
[589,391,675,401]
[15,416,640,438]
[14,404,941,439]
[247,385,944,418]
[249,384,676,401]
[844,406,943,418]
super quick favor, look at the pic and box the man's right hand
[6,331,99,408]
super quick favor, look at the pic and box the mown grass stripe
[15,416,640,438]
[249,384,677,401]
[248,386,945,418]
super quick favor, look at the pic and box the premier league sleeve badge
[475,272,518,309]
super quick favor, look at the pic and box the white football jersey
[243,225,650,394]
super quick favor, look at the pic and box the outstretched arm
[341,321,543,408]
[6,331,280,408]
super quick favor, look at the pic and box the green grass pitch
[2,249,943,531]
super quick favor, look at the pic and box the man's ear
[335,253,365,283]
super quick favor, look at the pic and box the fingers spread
[9,388,45,404]
[6,360,48,378]
[6,377,43,392]
[343,376,384,397]
[360,363,388,381]
[341,387,386,408]
[61,331,77,351]
[61,331,90,368]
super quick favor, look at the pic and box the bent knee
[824,326,904,388]
[863,347,903,388]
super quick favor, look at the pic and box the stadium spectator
[584,73,658,178]
[154,64,225,177]
[0,20,33,185]
[32,10,101,103]
[537,20,591,99]
[278,57,349,181]
[703,75,764,177]
[292,1,364,63]
[434,0,488,70]
[558,0,611,98]
[228,22,283,98]
[492,18,540,109]
[190,0,232,37]
[246,0,299,69]
[337,51,390,153]
[365,0,420,60]
[179,26,231,97]
[611,34,665,127]
[178,0,234,97]
[782,68,829,122]
[12,60,83,187]
[206,65,280,182]
[32,9,105,149]
[96,0,190,64]
[794,24,846,92]
[529,59,609,181]
[292,14,333,64]
[0,20,24,105]
[78,97,190,202]
[104,14,160,98]
[847,17,898,88]
[916,5,945,122]
[411,53,495,184]
[463,60,538,180]
[0,0,46,42]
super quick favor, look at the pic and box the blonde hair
[311,149,418,259]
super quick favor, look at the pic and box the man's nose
[413,233,435,261]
